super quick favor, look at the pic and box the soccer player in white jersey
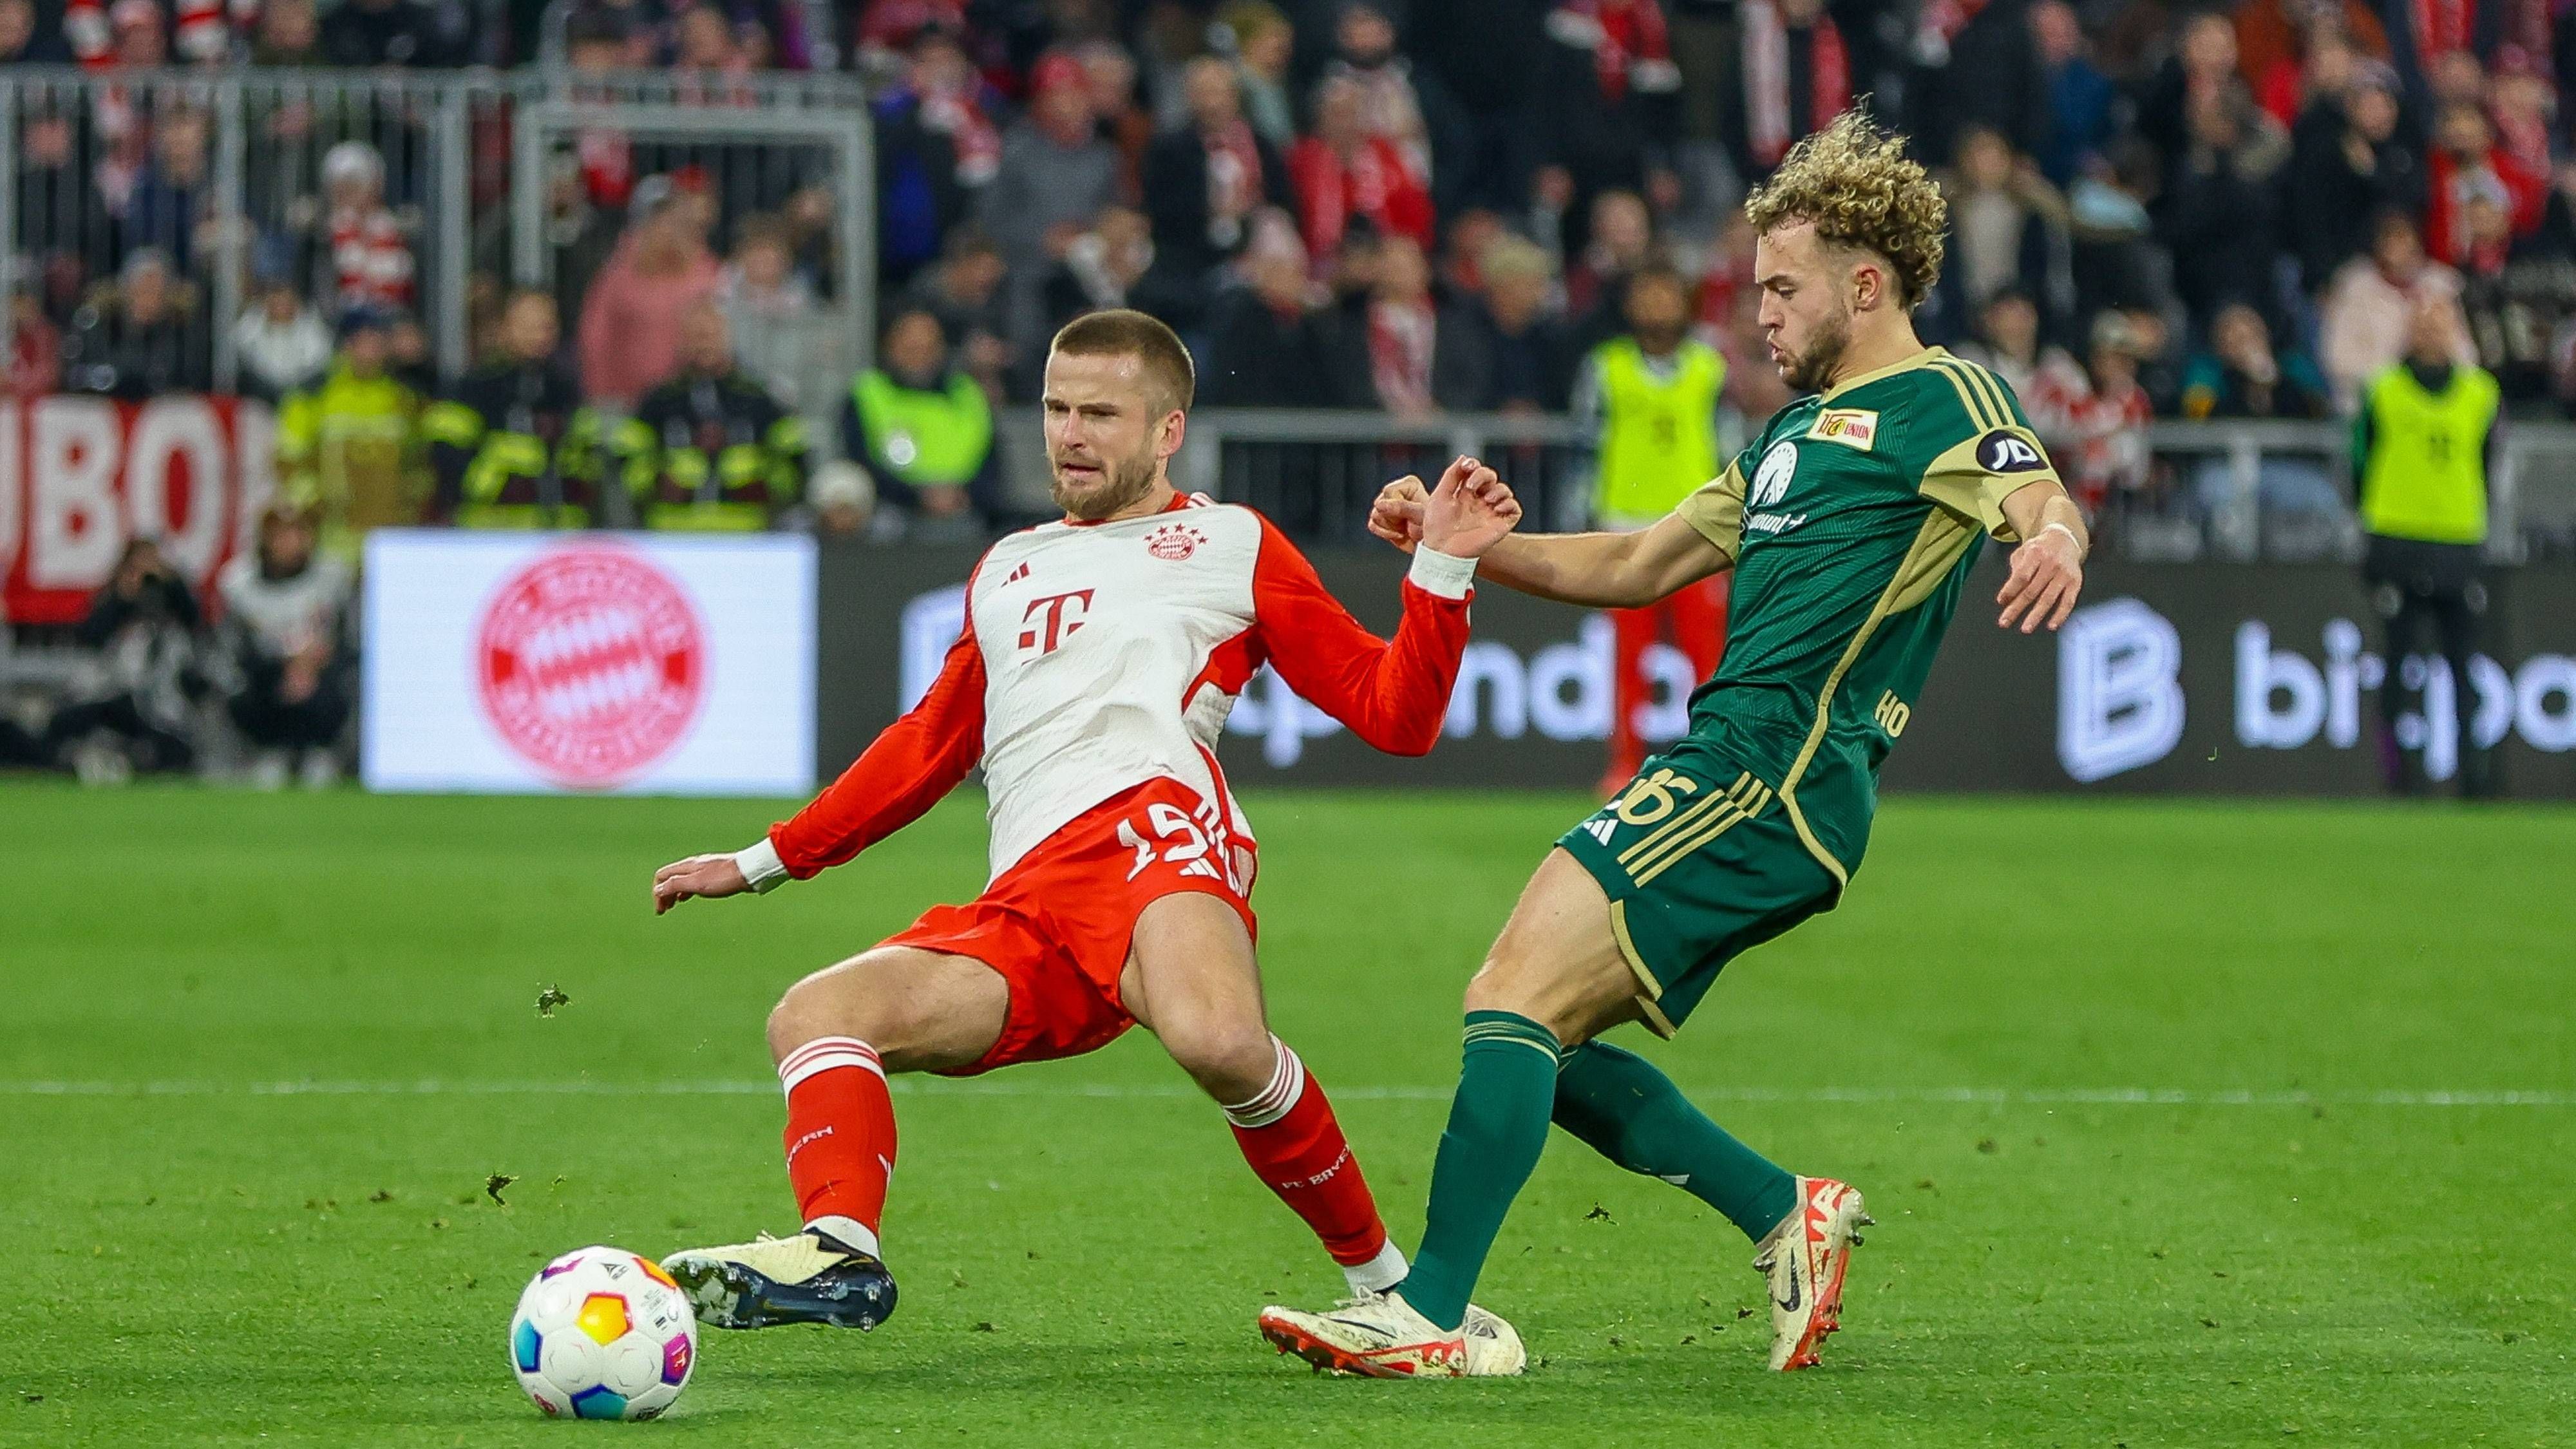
[649,310,1529,1370]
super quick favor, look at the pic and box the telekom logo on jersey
[1017,589,1094,654]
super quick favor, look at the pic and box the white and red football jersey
[759,493,1477,884]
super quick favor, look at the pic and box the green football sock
[1399,1010,1562,1332]
[1552,1039,1797,1242]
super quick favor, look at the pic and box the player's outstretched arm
[652,622,989,914]
[1993,480,2088,634]
[1370,477,1730,609]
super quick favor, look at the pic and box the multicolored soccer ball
[508,1246,698,1420]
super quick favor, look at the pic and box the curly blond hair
[1743,110,1947,308]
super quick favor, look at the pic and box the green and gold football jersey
[1669,346,2061,887]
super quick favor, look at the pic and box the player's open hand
[1417,455,1522,559]
[653,853,750,914]
[1996,525,2084,634]
[1367,475,1432,554]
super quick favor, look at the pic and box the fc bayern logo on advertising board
[475,547,706,786]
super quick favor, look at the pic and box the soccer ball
[508,1245,698,1420]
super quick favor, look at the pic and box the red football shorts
[883,777,1258,1076]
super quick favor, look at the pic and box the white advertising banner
[362,530,815,795]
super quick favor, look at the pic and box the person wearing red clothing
[649,310,1528,1358]
[1288,73,1434,265]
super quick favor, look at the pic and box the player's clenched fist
[653,853,750,914]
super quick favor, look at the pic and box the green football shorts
[1556,743,1844,1036]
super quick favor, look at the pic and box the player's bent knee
[1159,1016,1277,1101]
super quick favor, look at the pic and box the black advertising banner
[815,542,2576,799]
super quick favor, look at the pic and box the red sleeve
[768,616,987,878]
[1249,516,1470,757]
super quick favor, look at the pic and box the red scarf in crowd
[1742,0,1851,168]
[1204,117,1265,220]
[1368,298,1436,413]
[1546,0,1674,104]
[1288,134,1433,261]
[2413,0,2476,55]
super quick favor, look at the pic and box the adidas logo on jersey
[1000,561,1033,587]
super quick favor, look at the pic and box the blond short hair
[1743,110,1947,308]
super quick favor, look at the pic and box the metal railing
[0,66,869,394]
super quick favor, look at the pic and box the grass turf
[3,784,2571,1447]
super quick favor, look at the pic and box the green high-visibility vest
[1591,337,1724,524]
[853,370,992,488]
[2358,363,2497,546]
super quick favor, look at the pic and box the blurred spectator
[1927,125,2072,345]
[576,176,723,408]
[1956,287,2083,418]
[1224,3,1298,149]
[807,459,876,538]
[1575,261,1723,791]
[249,0,323,63]
[1325,1,1446,186]
[2183,301,2330,418]
[1037,204,1159,342]
[2067,138,2175,323]
[871,26,992,283]
[386,309,434,395]
[1534,0,1681,252]
[233,278,334,402]
[1290,73,1436,266]
[853,0,968,69]
[673,5,746,73]
[1332,233,1489,415]
[1439,207,1508,297]
[1075,38,1155,204]
[1909,0,2049,165]
[1403,0,1549,214]
[2424,102,2546,270]
[0,0,72,61]
[2137,10,2242,176]
[2157,82,2290,332]
[216,501,353,790]
[1472,233,1575,412]
[426,290,604,528]
[311,142,417,316]
[44,538,204,783]
[1201,227,1341,407]
[980,51,1119,350]
[277,309,426,560]
[902,227,1012,392]
[2182,301,2342,524]
[1733,0,1852,186]
[6,283,62,395]
[63,249,208,401]
[2030,0,2112,187]
[616,303,808,531]
[2490,48,2553,181]
[1144,53,1294,321]
[719,213,822,410]
[319,0,447,66]
[2286,59,2420,294]
[1565,188,1653,331]
[2459,174,2576,404]
[2322,210,2473,410]
[842,307,997,528]
[2236,0,2387,124]
[122,105,218,277]
[2035,310,2153,515]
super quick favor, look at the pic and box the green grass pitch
[4,784,2572,1447]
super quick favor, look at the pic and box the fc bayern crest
[1145,522,1206,560]
[475,547,706,786]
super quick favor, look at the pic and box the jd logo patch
[1806,408,1879,450]
[1976,429,2048,473]
[1751,439,1799,508]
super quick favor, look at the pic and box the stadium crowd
[3,0,2563,782]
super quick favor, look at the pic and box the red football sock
[1226,1039,1400,1288]
[777,1036,897,1258]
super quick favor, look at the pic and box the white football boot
[1257,1291,1525,1378]
[1752,1175,1872,1370]
[660,1228,896,1331]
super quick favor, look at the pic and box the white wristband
[2036,521,2085,556]
[733,837,788,893]
[1406,545,1478,600]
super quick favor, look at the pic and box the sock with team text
[1225,1038,1406,1294]
[777,1036,898,1260]
[1552,1039,1797,1241]
[1397,1011,1562,1332]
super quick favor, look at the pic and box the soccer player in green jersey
[1257,111,2091,1378]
